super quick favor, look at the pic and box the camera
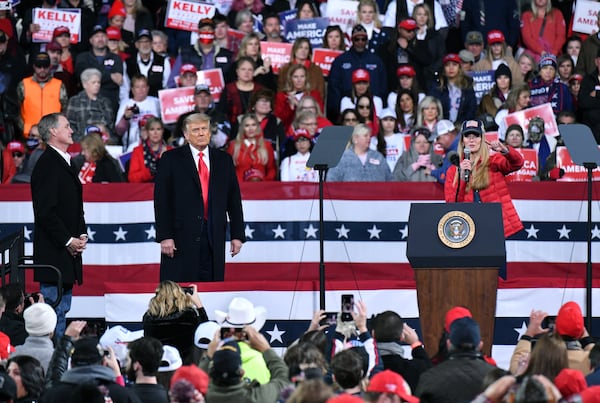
[341,294,354,322]
[130,104,140,115]
[220,327,245,340]
[23,292,40,309]
[182,286,194,295]
[542,315,556,332]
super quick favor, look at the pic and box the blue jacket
[428,81,477,125]
[327,48,388,115]
[431,135,459,184]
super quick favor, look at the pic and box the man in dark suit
[154,113,245,282]
[30,112,87,338]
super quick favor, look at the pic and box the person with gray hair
[326,124,392,182]
[66,67,115,142]
[31,112,87,339]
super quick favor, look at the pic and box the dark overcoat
[154,145,245,282]
[31,146,86,286]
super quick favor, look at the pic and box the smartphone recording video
[320,312,338,326]
[341,294,354,322]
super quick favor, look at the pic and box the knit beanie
[495,63,512,82]
[24,303,57,336]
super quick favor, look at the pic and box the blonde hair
[147,281,193,317]
[357,0,382,29]
[453,132,491,191]
[231,113,269,165]
[237,33,262,60]
[283,64,311,93]
[416,96,443,126]
[412,3,433,30]
[531,0,552,16]
[81,133,107,161]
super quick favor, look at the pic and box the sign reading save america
[158,87,195,124]
[165,0,216,32]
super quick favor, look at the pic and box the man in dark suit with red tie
[154,113,245,282]
[31,112,87,339]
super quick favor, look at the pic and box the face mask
[26,138,40,150]
[198,32,215,45]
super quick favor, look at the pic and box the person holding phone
[142,281,208,364]
[444,120,524,238]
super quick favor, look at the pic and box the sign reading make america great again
[165,0,216,32]
[284,17,329,48]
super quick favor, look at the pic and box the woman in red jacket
[520,0,566,62]
[274,64,324,132]
[227,113,277,182]
[444,120,524,238]
[128,116,171,183]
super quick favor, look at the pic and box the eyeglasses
[353,37,368,42]
[302,121,318,126]
[12,152,24,158]
[357,104,370,109]
[462,133,481,140]
[344,118,358,122]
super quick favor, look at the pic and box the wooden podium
[406,203,506,357]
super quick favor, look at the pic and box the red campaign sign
[485,131,500,155]
[260,42,292,74]
[197,68,225,102]
[503,103,559,138]
[555,146,600,182]
[485,131,499,143]
[165,0,216,32]
[506,148,538,182]
[311,48,343,77]
[158,87,196,124]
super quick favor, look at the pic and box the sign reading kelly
[32,8,81,43]
[165,0,216,32]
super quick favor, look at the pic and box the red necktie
[198,152,209,220]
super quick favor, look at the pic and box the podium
[406,203,506,357]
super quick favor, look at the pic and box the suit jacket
[154,145,245,282]
[30,146,86,286]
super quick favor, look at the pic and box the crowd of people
[0,0,597,185]
[0,281,596,402]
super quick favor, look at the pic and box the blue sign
[284,17,329,48]
[467,70,495,103]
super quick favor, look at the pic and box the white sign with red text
[312,48,343,77]
[325,0,358,34]
[260,42,292,74]
[32,8,81,43]
[165,0,216,32]
[573,0,600,35]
